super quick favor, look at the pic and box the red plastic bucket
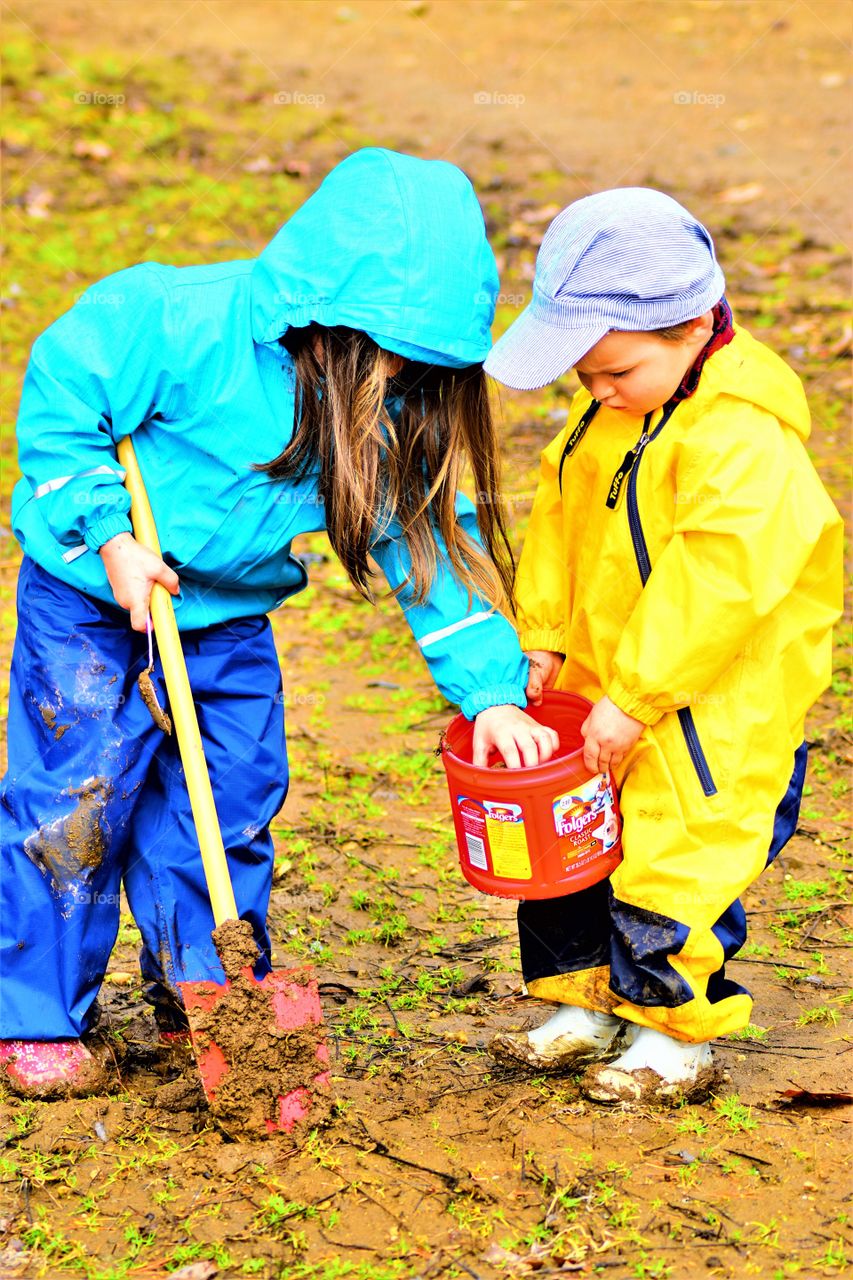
[441,691,622,900]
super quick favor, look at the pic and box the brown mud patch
[136,667,172,734]
[181,919,331,1137]
[38,700,71,739]
[212,917,261,980]
[580,1062,724,1107]
[37,702,56,730]
[487,1026,618,1072]
[22,777,112,893]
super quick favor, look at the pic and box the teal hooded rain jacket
[12,148,528,719]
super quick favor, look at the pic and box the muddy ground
[1,2,851,1277]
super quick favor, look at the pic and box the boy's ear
[690,310,716,342]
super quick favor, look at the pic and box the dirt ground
[1,2,850,1278]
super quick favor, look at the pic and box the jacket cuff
[461,682,528,721]
[83,513,133,552]
[607,676,664,726]
[517,627,565,655]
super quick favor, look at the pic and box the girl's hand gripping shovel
[117,437,329,1136]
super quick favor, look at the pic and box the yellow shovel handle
[116,436,238,927]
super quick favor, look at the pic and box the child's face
[574,316,712,415]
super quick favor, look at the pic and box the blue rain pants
[0,558,288,1039]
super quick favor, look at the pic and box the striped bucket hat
[484,187,725,391]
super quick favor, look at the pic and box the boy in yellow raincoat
[483,189,842,1104]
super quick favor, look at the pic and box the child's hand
[472,704,560,770]
[580,695,644,773]
[524,650,564,705]
[99,532,180,631]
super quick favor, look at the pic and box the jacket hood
[251,147,498,366]
[705,325,811,441]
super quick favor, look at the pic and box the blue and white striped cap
[484,188,725,390]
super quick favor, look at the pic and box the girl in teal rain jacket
[1,148,557,1097]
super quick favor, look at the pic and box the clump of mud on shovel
[189,917,331,1136]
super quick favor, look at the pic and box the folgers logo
[484,805,520,823]
[557,802,597,834]
[552,775,619,854]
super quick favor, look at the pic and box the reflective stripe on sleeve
[61,544,89,563]
[34,464,124,499]
[417,610,493,650]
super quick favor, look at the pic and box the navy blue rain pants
[0,558,287,1039]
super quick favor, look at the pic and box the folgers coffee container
[441,691,622,900]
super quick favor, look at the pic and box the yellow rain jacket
[516,325,843,1042]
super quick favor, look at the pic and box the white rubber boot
[581,1026,717,1104]
[489,1004,627,1072]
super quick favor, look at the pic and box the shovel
[117,436,330,1135]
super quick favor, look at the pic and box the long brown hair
[258,324,515,613]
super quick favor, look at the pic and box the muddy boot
[580,1026,719,1105]
[0,1040,108,1099]
[489,1004,627,1072]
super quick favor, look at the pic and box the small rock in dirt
[0,1243,28,1277]
[154,1078,205,1112]
[169,1263,218,1280]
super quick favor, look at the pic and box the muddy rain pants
[518,737,806,1044]
[0,559,287,1040]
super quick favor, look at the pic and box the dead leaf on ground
[778,1083,853,1108]
[716,182,765,204]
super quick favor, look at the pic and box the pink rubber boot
[0,1040,108,1099]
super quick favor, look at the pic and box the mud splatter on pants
[0,559,288,1039]
[517,742,806,1043]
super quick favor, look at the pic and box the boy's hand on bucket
[473,705,560,770]
[580,696,644,774]
[524,650,564,705]
[100,532,181,631]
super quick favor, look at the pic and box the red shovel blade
[180,966,330,1135]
